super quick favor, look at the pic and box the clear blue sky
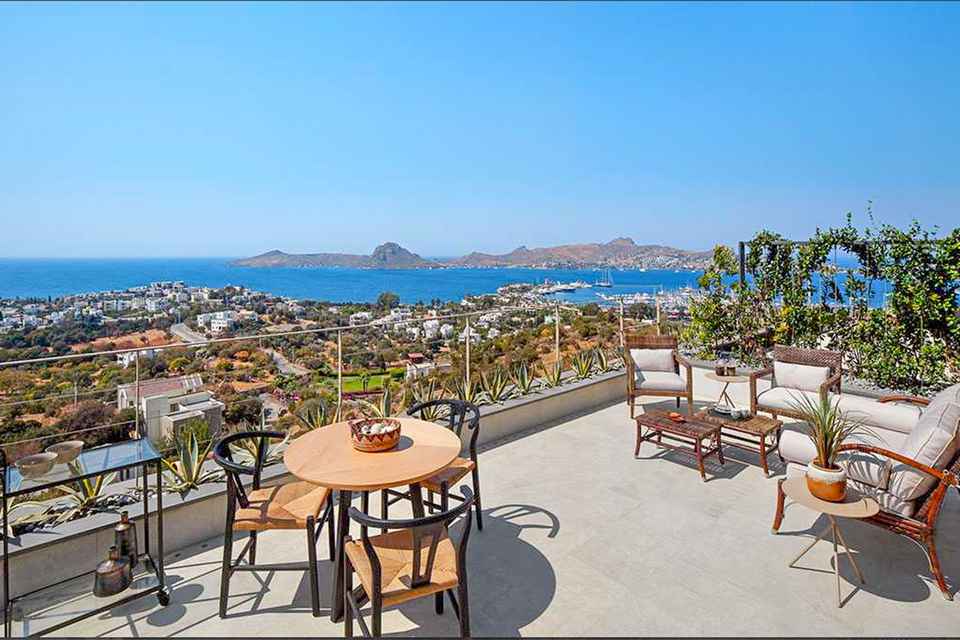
[1,1,958,258]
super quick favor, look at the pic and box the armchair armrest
[838,444,957,486]
[819,371,842,403]
[674,353,693,391]
[748,367,773,415]
[749,366,774,382]
[876,395,931,406]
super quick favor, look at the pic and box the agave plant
[595,348,613,374]
[481,367,513,404]
[612,345,626,369]
[357,383,402,418]
[229,425,292,467]
[787,393,872,469]
[451,376,481,404]
[572,350,596,380]
[408,377,447,420]
[301,402,342,431]
[540,361,565,389]
[162,429,222,495]
[2,495,53,537]
[510,361,538,396]
[49,466,119,524]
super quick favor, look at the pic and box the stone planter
[806,461,846,502]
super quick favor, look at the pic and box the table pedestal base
[787,515,865,608]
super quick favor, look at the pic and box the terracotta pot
[806,461,846,502]
[714,364,725,376]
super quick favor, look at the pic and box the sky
[1,1,959,258]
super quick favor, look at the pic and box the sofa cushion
[887,402,960,502]
[831,394,922,435]
[846,478,916,518]
[927,383,960,415]
[634,370,686,392]
[756,387,820,413]
[630,348,675,373]
[774,361,830,392]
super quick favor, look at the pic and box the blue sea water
[0,258,707,304]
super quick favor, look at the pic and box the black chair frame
[382,400,483,530]
[213,430,336,618]
[345,488,474,638]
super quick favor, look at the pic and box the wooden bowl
[667,412,686,424]
[350,418,401,453]
[46,440,85,464]
[16,453,58,479]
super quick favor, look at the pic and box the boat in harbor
[595,268,613,288]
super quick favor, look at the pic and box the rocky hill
[229,243,438,269]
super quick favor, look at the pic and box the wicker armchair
[749,345,843,420]
[625,334,693,417]
[773,443,960,600]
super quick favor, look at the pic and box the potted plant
[788,392,869,502]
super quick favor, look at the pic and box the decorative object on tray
[788,392,870,502]
[115,511,139,570]
[667,411,686,423]
[15,452,58,479]
[714,363,726,376]
[709,406,751,420]
[93,546,133,597]
[713,404,732,415]
[725,365,737,376]
[45,440,84,464]
[350,418,402,452]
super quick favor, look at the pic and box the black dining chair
[213,430,336,618]
[344,488,474,637]
[381,399,484,530]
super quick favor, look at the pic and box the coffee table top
[705,372,750,384]
[283,418,462,491]
[781,478,880,519]
[636,409,720,439]
[695,407,782,435]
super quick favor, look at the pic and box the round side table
[776,477,879,608]
[704,371,750,407]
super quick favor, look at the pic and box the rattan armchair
[625,334,693,417]
[344,488,474,637]
[213,430,336,618]
[749,345,843,420]
[773,443,960,600]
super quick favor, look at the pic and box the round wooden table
[777,478,880,608]
[283,418,461,622]
[704,372,750,407]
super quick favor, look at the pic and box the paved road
[171,323,206,344]
[264,348,310,376]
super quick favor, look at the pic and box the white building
[197,311,236,333]
[117,374,223,443]
[439,324,455,339]
[350,311,374,325]
[117,348,158,368]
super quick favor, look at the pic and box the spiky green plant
[302,402,342,431]
[408,377,447,420]
[2,495,53,537]
[572,350,596,380]
[510,362,538,396]
[357,383,402,418]
[49,466,119,524]
[612,344,626,369]
[229,425,291,467]
[541,361,565,389]
[595,348,613,374]
[787,393,872,469]
[451,376,481,404]
[162,427,222,495]
[481,367,513,404]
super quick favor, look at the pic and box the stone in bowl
[15,452,58,479]
[46,440,85,464]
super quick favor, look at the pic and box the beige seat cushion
[630,348,676,373]
[831,394,922,435]
[846,478,916,518]
[422,456,475,493]
[774,361,830,392]
[634,370,686,392]
[345,528,459,607]
[756,387,820,413]
[887,402,960,502]
[927,383,960,414]
[234,482,330,531]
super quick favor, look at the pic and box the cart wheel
[157,589,171,606]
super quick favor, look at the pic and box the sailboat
[595,268,613,288]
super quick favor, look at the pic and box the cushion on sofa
[887,402,960,502]
[756,387,820,413]
[927,383,960,415]
[774,361,830,392]
[846,478,916,518]
[830,394,922,435]
[630,348,675,373]
[634,370,686,392]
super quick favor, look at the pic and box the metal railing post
[465,316,471,383]
[656,292,662,335]
[554,303,561,365]
[337,329,343,410]
[135,350,141,439]
[619,298,625,348]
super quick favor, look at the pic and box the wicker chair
[749,344,843,420]
[344,488,474,637]
[213,431,336,618]
[624,334,693,417]
[773,443,960,600]
[383,400,483,531]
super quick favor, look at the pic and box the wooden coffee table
[695,408,783,476]
[775,478,879,608]
[635,409,724,481]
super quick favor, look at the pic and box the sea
[0,258,706,305]
[0,258,892,307]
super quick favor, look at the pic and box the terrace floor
[55,395,958,637]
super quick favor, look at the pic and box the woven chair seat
[233,481,330,531]
[345,529,459,607]
[422,457,475,493]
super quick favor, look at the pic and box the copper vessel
[93,546,133,597]
[114,511,139,569]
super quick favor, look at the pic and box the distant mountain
[231,238,715,270]
[442,237,714,270]
[229,243,439,269]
